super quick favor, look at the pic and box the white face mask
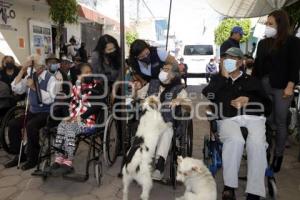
[159,71,169,83]
[223,59,237,73]
[265,26,277,38]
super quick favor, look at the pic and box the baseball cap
[225,47,244,58]
[232,26,244,35]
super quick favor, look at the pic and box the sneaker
[152,169,164,181]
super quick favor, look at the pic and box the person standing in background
[78,42,88,63]
[178,57,188,86]
[220,26,244,56]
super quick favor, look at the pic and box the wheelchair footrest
[63,173,88,182]
[31,169,49,177]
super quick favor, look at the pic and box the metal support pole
[166,0,173,50]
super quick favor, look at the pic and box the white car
[182,44,215,75]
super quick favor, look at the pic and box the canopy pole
[166,0,173,50]
[120,0,127,156]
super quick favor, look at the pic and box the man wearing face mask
[128,39,178,82]
[203,48,272,200]
[4,55,58,170]
[133,64,192,180]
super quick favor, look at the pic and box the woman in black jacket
[253,10,300,173]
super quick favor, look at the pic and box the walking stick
[17,61,34,169]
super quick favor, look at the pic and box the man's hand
[170,98,182,108]
[283,82,294,98]
[231,96,249,109]
[26,78,36,91]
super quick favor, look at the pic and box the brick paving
[0,85,299,200]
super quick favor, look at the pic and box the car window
[184,45,213,56]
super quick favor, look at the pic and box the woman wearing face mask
[91,34,121,87]
[0,56,20,87]
[128,39,178,82]
[252,10,300,173]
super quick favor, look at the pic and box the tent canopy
[206,0,299,18]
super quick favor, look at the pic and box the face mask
[83,76,94,84]
[5,62,14,69]
[105,51,118,61]
[49,63,60,73]
[223,59,237,73]
[159,71,169,83]
[139,54,151,65]
[209,62,214,65]
[265,26,277,38]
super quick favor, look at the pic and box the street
[0,84,299,200]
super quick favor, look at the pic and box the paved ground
[0,84,300,200]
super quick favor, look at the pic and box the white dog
[122,96,172,200]
[176,156,217,200]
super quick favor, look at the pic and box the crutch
[17,61,34,169]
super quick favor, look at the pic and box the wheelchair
[203,109,278,199]
[288,85,300,162]
[0,99,26,153]
[122,99,193,189]
[32,102,120,186]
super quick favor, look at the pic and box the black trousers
[8,111,49,162]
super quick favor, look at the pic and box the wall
[0,0,81,64]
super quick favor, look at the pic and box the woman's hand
[283,82,294,98]
[231,96,249,109]
[170,98,182,108]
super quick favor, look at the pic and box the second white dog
[122,96,171,200]
[176,156,217,200]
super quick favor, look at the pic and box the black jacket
[202,73,271,119]
[253,36,300,88]
[220,38,240,56]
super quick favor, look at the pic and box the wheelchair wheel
[203,135,210,166]
[268,177,278,200]
[0,105,25,153]
[170,136,177,189]
[186,119,193,157]
[95,161,103,186]
[103,114,119,166]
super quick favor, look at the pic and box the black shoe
[61,164,74,175]
[272,156,283,173]
[21,161,37,171]
[4,155,26,168]
[222,187,236,200]
[246,193,260,200]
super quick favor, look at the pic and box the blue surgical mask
[50,63,60,73]
[223,59,237,73]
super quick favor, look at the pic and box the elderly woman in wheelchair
[50,63,104,174]
[202,48,272,200]
[129,63,192,181]
[125,64,191,181]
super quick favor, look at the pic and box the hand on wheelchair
[230,96,249,109]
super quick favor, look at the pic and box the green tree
[126,31,139,46]
[214,18,251,46]
[47,0,78,51]
[284,1,300,35]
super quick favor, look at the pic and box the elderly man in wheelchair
[202,48,272,200]
[128,63,192,181]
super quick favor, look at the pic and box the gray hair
[170,63,181,79]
